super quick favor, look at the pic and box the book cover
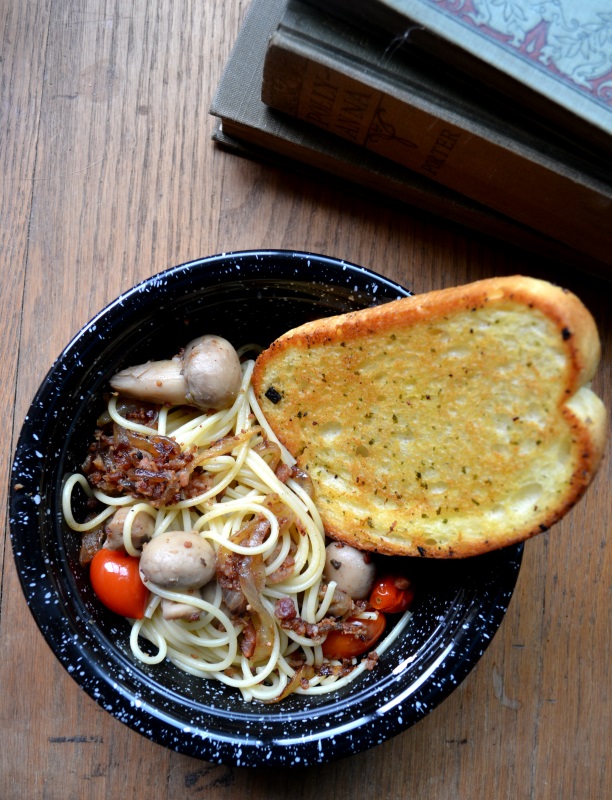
[262,1,612,264]
[302,0,612,157]
[209,0,611,278]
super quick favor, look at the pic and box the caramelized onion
[215,493,297,665]
[291,467,314,498]
[238,558,276,664]
[265,664,316,703]
[194,427,262,465]
[253,439,282,472]
[82,422,213,507]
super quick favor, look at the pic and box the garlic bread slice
[252,276,606,558]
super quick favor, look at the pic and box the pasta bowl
[9,250,522,766]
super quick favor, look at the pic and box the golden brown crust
[252,276,606,558]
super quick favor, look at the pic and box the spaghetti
[62,355,412,702]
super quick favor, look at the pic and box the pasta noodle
[62,357,412,702]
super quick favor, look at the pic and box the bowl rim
[9,249,523,767]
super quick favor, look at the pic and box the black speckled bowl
[10,250,522,767]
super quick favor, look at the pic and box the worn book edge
[209,0,611,279]
[261,6,612,262]
[301,0,612,157]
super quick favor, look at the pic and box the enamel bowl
[10,250,522,766]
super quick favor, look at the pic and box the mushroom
[161,587,203,622]
[139,530,216,590]
[323,542,376,600]
[109,335,242,410]
[326,587,355,618]
[103,506,154,552]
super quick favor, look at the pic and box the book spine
[263,41,461,179]
[300,0,612,160]
[262,29,612,264]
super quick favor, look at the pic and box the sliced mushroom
[326,587,355,618]
[161,587,202,621]
[139,530,216,590]
[109,357,187,407]
[109,335,242,411]
[103,506,154,552]
[323,542,376,600]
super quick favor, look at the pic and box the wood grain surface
[1,2,609,798]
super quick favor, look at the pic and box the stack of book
[210,0,612,277]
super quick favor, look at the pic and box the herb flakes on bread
[252,276,606,558]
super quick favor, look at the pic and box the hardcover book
[302,0,612,158]
[262,0,612,265]
[210,0,611,278]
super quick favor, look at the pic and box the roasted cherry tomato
[321,612,386,660]
[89,549,149,619]
[369,575,415,614]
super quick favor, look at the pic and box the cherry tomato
[370,575,415,614]
[89,549,149,619]
[321,612,386,660]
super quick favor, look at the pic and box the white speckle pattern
[8,250,522,768]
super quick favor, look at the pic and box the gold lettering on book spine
[420,130,462,177]
[298,62,378,142]
[297,61,463,175]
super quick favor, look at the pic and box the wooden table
[1,3,609,798]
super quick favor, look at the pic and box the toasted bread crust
[252,276,606,558]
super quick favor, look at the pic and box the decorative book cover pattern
[425,0,612,109]
[374,0,612,136]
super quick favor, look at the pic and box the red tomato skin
[321,613,386,660]
[89,549,149,619]
[370,576,415,614]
